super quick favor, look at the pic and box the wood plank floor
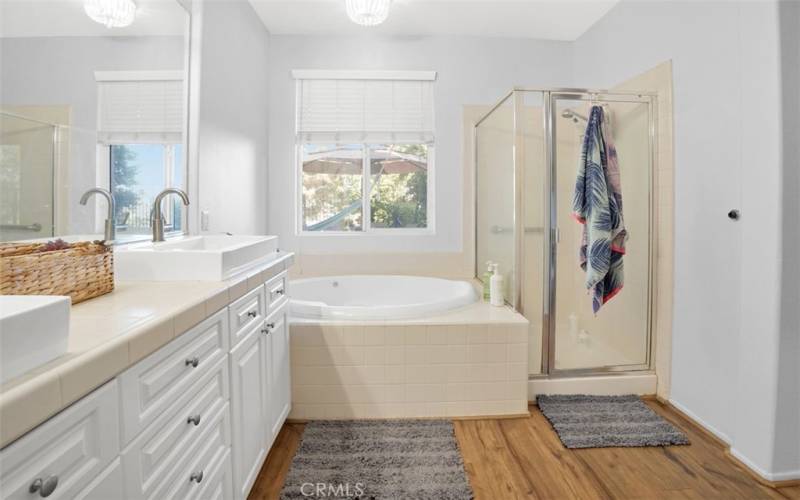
[248,400,800,500]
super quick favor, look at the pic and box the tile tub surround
[290,304,529,419]
[0,252,294,448]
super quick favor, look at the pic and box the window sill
[297,229,435,237]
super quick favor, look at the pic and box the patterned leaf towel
[572,105,627,313]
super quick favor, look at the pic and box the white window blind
[294,71,435,143]
[96,71,183,144]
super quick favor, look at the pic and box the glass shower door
[0,113,55,242]
[549,94,653,373]
[476,94,516,307]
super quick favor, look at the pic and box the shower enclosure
[475,89,656,378]
[0,112,57,242]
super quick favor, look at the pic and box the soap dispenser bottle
[490,263,504,306]
[482,261,494,301]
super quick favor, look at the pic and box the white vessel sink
[115,235,279,282]
[0,296,70,384]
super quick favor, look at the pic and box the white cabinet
[266,308,291,439]
[121,357,229,500]
[229,301,291,500]
[1,260,293,500]
[229,321,270,500]
[73,459,123,500]
[265,271,288,314]
[119,309,229,444]
[0,381,119,500]
[228,286,267,348]
[195,449,233,500]
[148,401,231,500]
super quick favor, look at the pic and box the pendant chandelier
[345,0,392,27]
[84,0,137,28]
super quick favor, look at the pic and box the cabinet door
[267,310,290,439]
[0,381,119,500]
[229,324,269,500]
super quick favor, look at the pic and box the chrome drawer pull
[266,322,275,329]
[261,328,270,335]
[190,471,204,484]
[187,414,201,426]
[185,357,199,368]
[29,476,58,497]
[275,289,285,295]
[247,310,257,318]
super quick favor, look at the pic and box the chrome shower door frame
[543,91,657,377]
[474,88,658,378]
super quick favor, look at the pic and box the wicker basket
[0,241,114,304]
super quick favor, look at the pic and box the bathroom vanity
[0,252,293,500]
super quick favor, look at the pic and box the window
[95,71,185,241]
[294,70,435,233]
[110,144,183,237]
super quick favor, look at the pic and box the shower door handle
[554,227,561,244]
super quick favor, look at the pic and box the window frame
[96,142,186,244]
[93,68,190,244]
[295,141,435,236]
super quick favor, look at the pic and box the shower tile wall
[289,321,529,419]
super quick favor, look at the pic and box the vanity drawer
[121,357,229,500]
[265,271,288,313]
[228,286,267,348]
[0,381,119,500]
[74,458,123,500]
[195,449,233,500]
[120,309,229,445]
[149,402,231,500]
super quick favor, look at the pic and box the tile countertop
[0,251,294,449]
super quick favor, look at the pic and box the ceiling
[0,0,187,38]
[248,0,618,41]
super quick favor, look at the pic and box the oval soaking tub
[289,275,479,320]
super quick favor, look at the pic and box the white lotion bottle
[490,263,504,306]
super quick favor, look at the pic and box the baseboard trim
[286,412,531,424]
[726,449,800,488]
[663,400,800,487]
[667,398,732,444]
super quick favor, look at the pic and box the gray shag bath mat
[537,394,689,449]
[280,420,473,500]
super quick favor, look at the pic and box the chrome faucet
[79,188,115,242]
[151,188,190,242]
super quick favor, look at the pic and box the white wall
[574,0,798,480]
[268,35,572,257]
[191,0,270,235]
[0,36,184,234]
[773,0,800,479]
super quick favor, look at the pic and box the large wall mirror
[0,0,190,244]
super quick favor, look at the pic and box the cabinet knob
[266,322,275,329]
[247,310,257,318]
[185,357,199,368]
[29,476,58,497]
[190,471,204,484]
[728,209,740,220]
[275,289,285,295]
[187,414,201,426]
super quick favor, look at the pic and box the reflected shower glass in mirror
[0,0,190,244]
